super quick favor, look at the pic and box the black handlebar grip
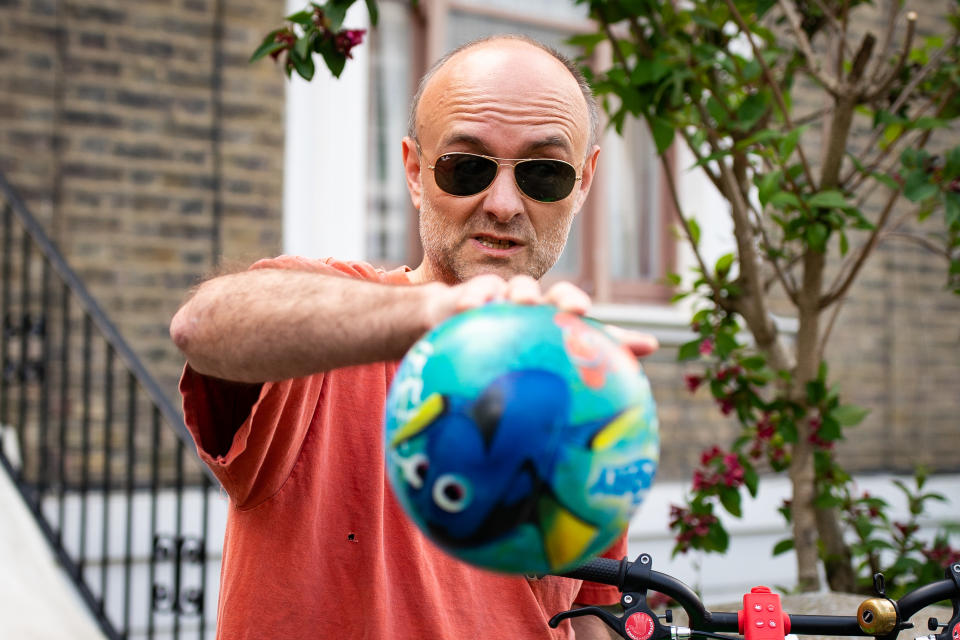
[560,557,623,586]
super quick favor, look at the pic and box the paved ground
[0,465,105,639]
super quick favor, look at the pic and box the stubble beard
[418,195,576,285]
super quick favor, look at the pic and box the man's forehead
[417,40,590,152]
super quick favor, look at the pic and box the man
[170,35,658,639]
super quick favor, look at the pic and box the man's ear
[572,144,601,214]
[402,136,423,210]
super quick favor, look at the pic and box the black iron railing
[0,171,219,640]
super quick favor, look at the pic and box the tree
[257,0,960,593]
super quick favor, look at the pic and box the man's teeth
[478,237,513,249]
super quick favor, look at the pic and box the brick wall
[0,0,286,402]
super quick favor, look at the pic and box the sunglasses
[427,152,582,203]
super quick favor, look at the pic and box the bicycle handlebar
[552,554,960,640]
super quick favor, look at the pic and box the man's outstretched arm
[170,270,653,384]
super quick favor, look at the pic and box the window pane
[366,3,413,263]
[605,117,662,280]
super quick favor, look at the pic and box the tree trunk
[816,505,857,592]
[790,249,827,592]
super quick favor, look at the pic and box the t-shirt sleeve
[178,255,391,508]
[180,366,325,509]
[572,533,629,606]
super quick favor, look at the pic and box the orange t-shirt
[180,256,624,640]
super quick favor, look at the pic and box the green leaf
[882,122,904,148]
[744,465,759,496]
[912,116,949,130]
[666,272,683,286]
[772,538,794,556]
[678,339,702,361]
[706,96,728,127]
[650,116,676,154]
[707,522,730,552]
[806,379,826,405]
[738,128,781,149]
[819,415,842,441]
[807,190,852,210]
[769,191,801,209]
[715,253,735,278]
[777,420,800,443]
[736,92,769,130]
[689,149,734,169]
[324,1,351,32]
[250,30,286,62]
[290,49,315,81]
[741,355,765,370]
[687,217,701,245]
[294,33,312,60]
[715,332,739,358]
[806,222,829,252]
[631,54,672,85]
[779,125,806,163]
[364,0,379,25]
[284,9,314,26]
[944,191,960,228]
[839,230,849,256]
[720,487,743,517]
[905,181,939,203]
[873,173,900,190]
[832,404,870,426]
[317,38,346,78]
[757,170,782,208]
[904,170,938,202]
[944,146,960,181]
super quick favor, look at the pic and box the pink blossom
[699,338,714,356]
[684,374,703,392]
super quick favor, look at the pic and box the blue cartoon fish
[389,369,654,571]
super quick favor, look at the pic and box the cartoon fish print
[389,369,650,571]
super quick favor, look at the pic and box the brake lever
[550,554,683,640]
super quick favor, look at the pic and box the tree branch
[870,0,902,85]
[847,32,958,186]
[822,187,901,308]
[726,0,817,188]
[658,151,725,304]
[778,0,841,96]
[819,33,875,190]
[881,230,954,259]
[864,11,916,102]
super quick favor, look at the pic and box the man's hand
[424,274,659,358]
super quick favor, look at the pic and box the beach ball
[384,303,659,574]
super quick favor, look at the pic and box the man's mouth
[476,236,516,250]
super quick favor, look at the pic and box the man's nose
[481,165,525,223]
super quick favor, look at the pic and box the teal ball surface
[384,303,659,574]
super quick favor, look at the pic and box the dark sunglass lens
[434,154,498,196]
[515,160,576,202]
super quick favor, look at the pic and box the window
[364,0,673,302]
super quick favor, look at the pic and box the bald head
[407,36,600,156]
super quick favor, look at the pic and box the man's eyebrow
[438,133,572,156]
[439,133,491,153]
[524,136,571,154]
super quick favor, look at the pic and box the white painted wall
[282,1,371,261]
[0,464,106,640]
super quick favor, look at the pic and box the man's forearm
[170,269,444,383]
